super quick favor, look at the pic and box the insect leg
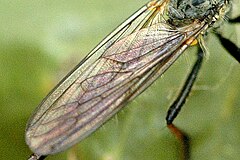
[228,16,240,23]
[166,47,204,124]
[167,124,190,160]
[165,48,204,160]
[215,33,240,63]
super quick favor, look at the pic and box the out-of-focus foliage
[0,0,239,160]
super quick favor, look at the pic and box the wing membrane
[26,0,163,127]
[26,0,207,155]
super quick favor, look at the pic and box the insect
[26,0,239,159]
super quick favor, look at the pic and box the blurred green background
[0,0,240,160]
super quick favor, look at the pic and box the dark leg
[166,47,204,160]
[166,47,203,124]
[215,33,240,63]
[228,16,240,23]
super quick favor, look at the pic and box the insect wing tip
[28,153,46,160]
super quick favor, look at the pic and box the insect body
[26,0,239,159]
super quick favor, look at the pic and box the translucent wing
[25,0,207,156]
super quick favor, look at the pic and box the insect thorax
[168,0,231,26]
